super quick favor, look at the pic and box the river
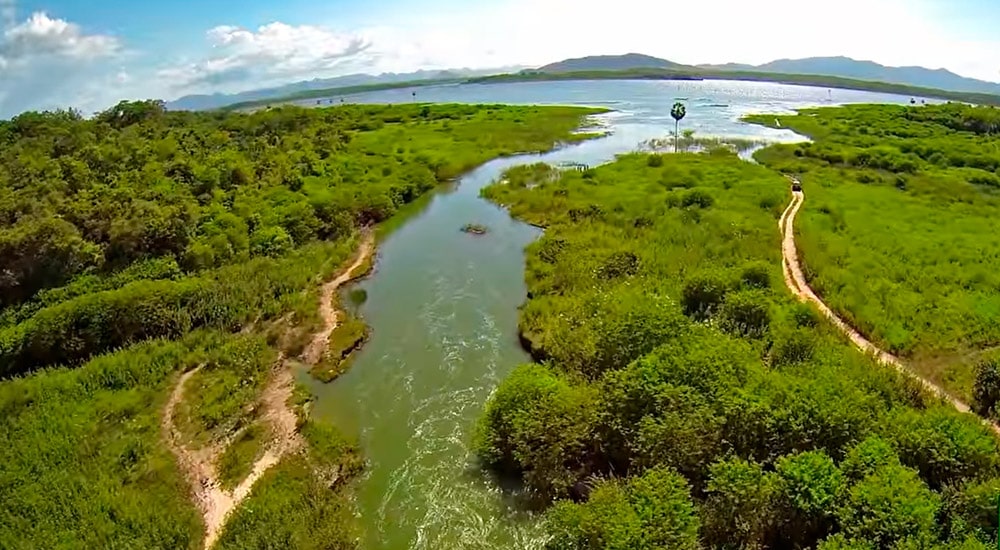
[299,79,923,549]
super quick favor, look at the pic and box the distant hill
[710,56,1000,96]
[539,53,690,73]
[537,54,1000,97]
[166,67,521,111]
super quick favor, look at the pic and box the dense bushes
[0,102,600,376]
[478,151,1000,548]
[0,240,354,375]
[545,467,700,550]
[0,102,603,545]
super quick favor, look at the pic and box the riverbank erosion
[0,102,604,548]
[476,149,1000,548]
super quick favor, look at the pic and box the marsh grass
[748,103,1000,399]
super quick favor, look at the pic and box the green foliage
[214,456,359,550]
[835,462,940,548]
[217,424,266,490]
[0,102,598,376]
[681,270,729,319]
[176,337,275,444]
[750,103,1000,400]
[478,149,1000,549]
[0,334,238,549]
[740,261,773,290]
[0,102,601,546]
[312,316,368,382]
[545,467,700,550]
[775,451,845,546]
[701,458,781,548]
[474,363,599,501]
[841,437,900,481]
[719,289,772,337]
[681,188,714,208]
[973,357,1000,419]
[887,407,999,490]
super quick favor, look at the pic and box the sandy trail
[301,231,375,365]
[163,230,376,549]
[779,186,1000,435]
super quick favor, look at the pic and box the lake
[299,79,922,550]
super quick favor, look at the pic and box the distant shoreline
[217,68,1000,112]
[469,69,1000,106]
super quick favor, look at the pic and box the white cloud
[1,12,118,65]
[158,22,371,92]
[0,8,121,117]
[2,0,999,117]
[358,0,1000,83]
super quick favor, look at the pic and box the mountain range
[168,54,1000,111]
[540,53,1000,96]
[166,67,523,111]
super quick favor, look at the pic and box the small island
[461,223,490,235]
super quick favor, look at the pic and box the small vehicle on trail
[790,176,802,192]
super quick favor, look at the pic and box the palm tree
[671,102,687,153]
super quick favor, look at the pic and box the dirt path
[161,366,237,549]
[779,186,1000,435]
[301,230,375,365]
[163,230,376,549]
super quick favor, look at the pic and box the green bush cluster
[477,152,1000,549]
[0,102,599,377]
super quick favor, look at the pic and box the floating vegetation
[642,132,768,155]
[348,288,368,306]
[461,223,490,235]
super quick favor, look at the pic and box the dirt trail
[779,187,1000,435]
[302,231,375,365]
[162,230,376,549]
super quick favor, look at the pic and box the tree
[775,451,845,547]
[545,467,700,550]
[702,458,781,548]
[474,363,599,502]
[836,462,940,548]
[670,102,687,153]
[973,357,1000,419]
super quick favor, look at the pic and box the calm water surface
[300,80,922,549]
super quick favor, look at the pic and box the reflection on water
[300,80,920,550]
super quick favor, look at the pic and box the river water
[300,79,922,549]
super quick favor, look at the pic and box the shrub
[474,364,599,501]
[836,463,940,548]
[973,358,1000,419]
[772,328,816,366]
[598,251,640,280]
[646,154,664,168]
[681,271,729,319]
[775,451,845,547]
[545,467,700,550]
[740,261,772,289]
[681,189,714,209]
[720,290,771,337]
[702,458,780,548]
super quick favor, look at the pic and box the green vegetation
[313,316,368,382]
[478,150,1000,548]
[471,68,1000,106]
[461,222,490,234]
[215,423,365,549]
[0,100,599,546]
[746,103,1000,402]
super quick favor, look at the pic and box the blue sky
[2,0,999,117]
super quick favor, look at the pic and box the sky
[1,0,999,117]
